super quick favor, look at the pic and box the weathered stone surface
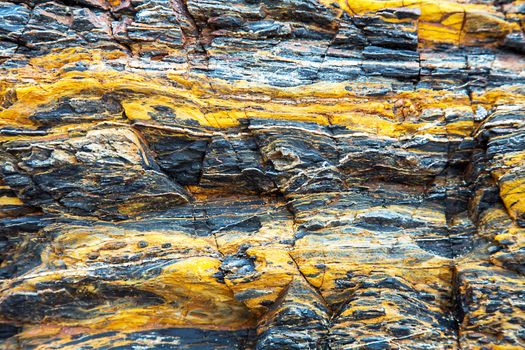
[0,0,524,349]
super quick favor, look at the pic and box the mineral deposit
[0,0,524,349]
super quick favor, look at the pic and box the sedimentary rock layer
[0,0,524,349]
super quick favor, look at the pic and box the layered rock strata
[0,0,524,349]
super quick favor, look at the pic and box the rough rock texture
[0,0,524,349]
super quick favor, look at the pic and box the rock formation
[0,0,524,349]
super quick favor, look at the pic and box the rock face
[0,0,524,349]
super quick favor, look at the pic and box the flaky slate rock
[0,0,524,349]
[0,127,190,219]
